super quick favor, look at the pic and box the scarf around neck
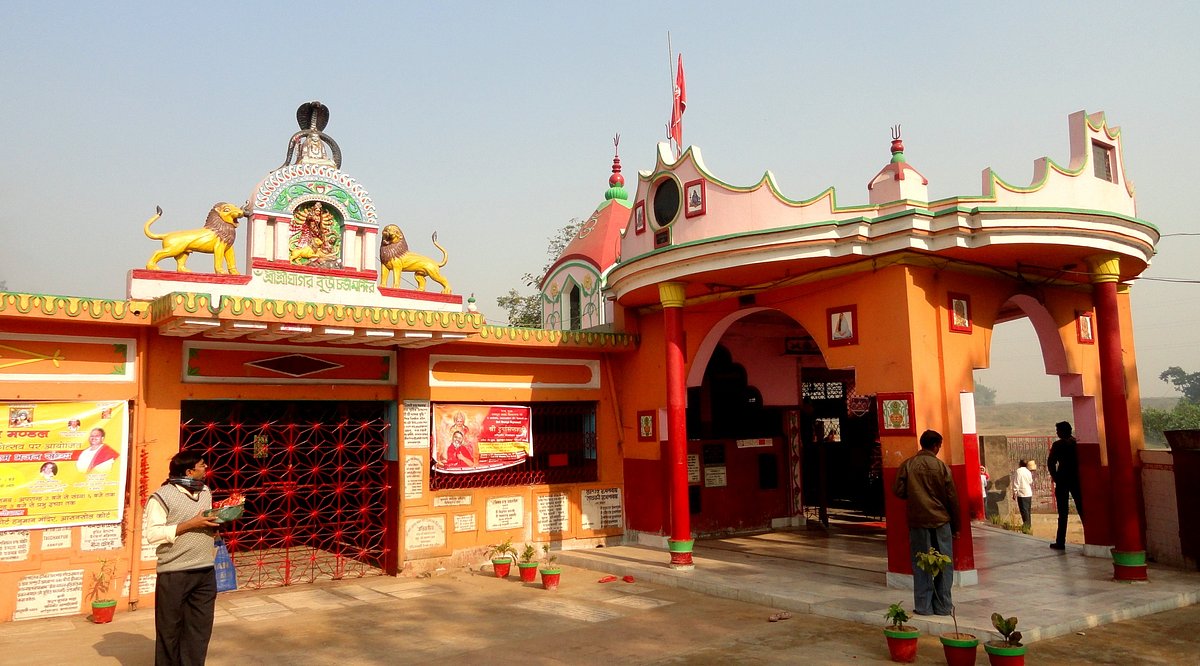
[167,476,207,493]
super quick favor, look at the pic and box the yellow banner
[0,401,129,531]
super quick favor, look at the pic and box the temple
[0,103,1161,623]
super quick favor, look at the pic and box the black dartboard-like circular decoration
[652,178,681,227]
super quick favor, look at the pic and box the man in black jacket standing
[1047,421,1083,550]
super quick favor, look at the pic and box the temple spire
[605,134,628,202]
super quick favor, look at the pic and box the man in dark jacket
[893,430,959,616]
[1046,421,1083,550]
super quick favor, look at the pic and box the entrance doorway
[180,400,393,589]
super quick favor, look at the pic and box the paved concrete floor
[2,521,1197,665]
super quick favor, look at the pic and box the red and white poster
[432,404,532,474]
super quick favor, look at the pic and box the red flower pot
[883,627,920,663]
[91,600,117,624]
[984,642,1026,666]
[491,558,513,578]
[517,562,539,583]
[540,569,562,590]
[940,634,979,666]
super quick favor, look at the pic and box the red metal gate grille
[180,401,392,589]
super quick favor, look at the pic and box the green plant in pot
[539,544,562,591]
[517,542,540,583]
[86,558,119,624]
[983,613,1026,665]
[883,602,920,663]
[914,547,979,666]
[486,536,519,578]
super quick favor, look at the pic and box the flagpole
[667,32,675,155]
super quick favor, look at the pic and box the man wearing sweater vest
[143,451,220,665]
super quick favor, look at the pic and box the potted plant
[539,544,562,591]
[915,548,979,666]
[517,542,540,583]
[486,536,519,578]
[883,602,920,663]
[86,558,118,624]
[984,613,1025,665]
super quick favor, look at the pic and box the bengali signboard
[0,401,129,532]
[432,404,532,474]
[403,400,431,449]
[580,487,623,530]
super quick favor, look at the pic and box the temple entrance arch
[683,308,880,535]
[978,294,1101,544]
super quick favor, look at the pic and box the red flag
[670,54,686,149]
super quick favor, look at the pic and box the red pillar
[660,282,693,569]
[1089,255,1147,581]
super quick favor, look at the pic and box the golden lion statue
[378,225,451,293]
[144,202,246,274]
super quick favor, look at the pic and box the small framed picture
[637,410,657,442]
[633,200,646,235]
[948,293,972,333]
[684,179,706,218]
[877,392,916,436]
[1077,311,1095,344]
[826,305,858,347]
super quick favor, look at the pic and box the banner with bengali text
[0,401,129,532]
[432,404,532,474]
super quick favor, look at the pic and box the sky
[1,2,1197,403]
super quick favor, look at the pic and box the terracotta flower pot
[491,558,513,578]
[984,642,1026,666]
[940,633,979,666]
[517,562,539,583]
[91,600,117,624]
[540,568,562,590]
[883,627,920,663]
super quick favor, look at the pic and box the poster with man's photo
[0,401,128,532]
[431,404,532,474]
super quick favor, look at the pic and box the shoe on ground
[1050,542,1066,550]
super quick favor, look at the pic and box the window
[1092,141,1115,182]
[568,283,582,330]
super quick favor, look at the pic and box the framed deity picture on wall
[684,179,706,218]
[826,305,858,347]
[637,410,657,442]
[948,293,972,333]
[633,200,646,234]
[876,392,916,436]
[1077,311,1095,344]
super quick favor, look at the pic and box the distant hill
[976,397,1179,436]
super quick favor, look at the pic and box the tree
[974,383,997,407]
[1141,366,1200,444]
[496,289,542,328]
[497,218,583,328]
[1159,366,1200,404]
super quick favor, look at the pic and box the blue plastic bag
[214,538,238,593]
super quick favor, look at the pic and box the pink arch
[1000,294,1097,442]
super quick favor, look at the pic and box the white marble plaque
[434,494,472,507]
[14,569,84,620]
[41,528,72,550]
[141,537,158,562]
[404,515,446,551]
[704,466,727,488]
[0,530,31,561]
[81,524,122,551]
[404,455,424,500]
[537,493,568,534]
[139,572,156,595]
[687,454,700,484]
[403,400,431,449]
[453,513,476,532]
[580,487,623,530]
[485,495,523,531]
